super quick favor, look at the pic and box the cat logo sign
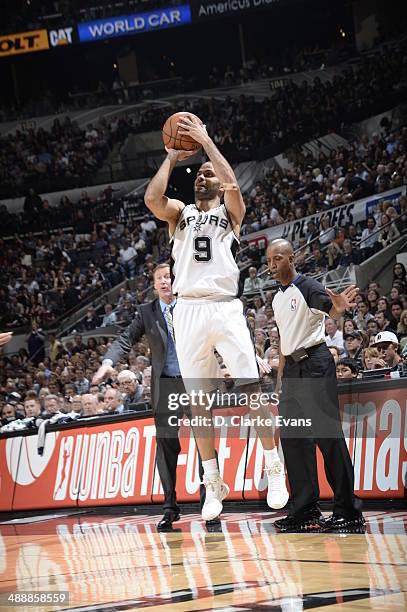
[49,27,74,47]
[0,30,49,57]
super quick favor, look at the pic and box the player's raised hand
[326,284,359,313]
[177,115,209,145]
[165,146,199,162]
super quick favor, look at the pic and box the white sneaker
[265,460,289,510]
[201,474,230,521]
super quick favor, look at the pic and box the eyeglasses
[376,343,391,350]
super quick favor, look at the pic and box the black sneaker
[324,514,366,534]
[274,512,325,533]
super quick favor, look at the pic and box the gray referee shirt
[272,274,332,357]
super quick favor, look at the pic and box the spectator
[319,216,335,246]
[366,318,380,344]
[71,334,87,355]
[104,387,125,414]
[71,395,83,413]
[378,214,400,248]
[362,347,387,370]
[337,240,360,267]
[336,358,359,380]
[391,300,403,326]
[374,311,395,334]
[63,278,79,312]
[141,366,152,402]
[393,262,407,286]
[23,189,43,220]
[119,240,138,278]
[42,394,60,416]
[328,346,341,364]
[135,355,150,374]
[74,366,90,394]
[343,319,359,335]
[26,324,45,366]
[353,300,374,330]
[140,215,157,234]
[117,369,144,410]
[343,331,363,368]
[24,393,41,418]
[101,304,117,327]
[372,331,402,369]
[1,403,16,425]
[325,318,344,353]
[243,267,264,293]
[360,217,379,259]
[83,307,99,331]
[81,393,99,417]
[397,309,407,341]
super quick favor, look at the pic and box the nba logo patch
[291,298,297,311]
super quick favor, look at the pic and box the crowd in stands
[0,196,161,330]
[241,124,407,256]
[0,115,136,197]
[0,34,405,198]
[1,117,406,334]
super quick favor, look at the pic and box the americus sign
[242,186,406,245]
[78,5,191,42]
[191,0,303,21]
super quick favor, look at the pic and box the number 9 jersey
[170,203,240,300]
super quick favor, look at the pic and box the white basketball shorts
[173,298,259,393]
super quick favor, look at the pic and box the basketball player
[144,114,288,521]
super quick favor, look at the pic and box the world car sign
[78,5,191,43]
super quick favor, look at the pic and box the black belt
[161,374,182,379]
[285,341,326,363]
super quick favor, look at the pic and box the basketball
[162,112,203,151]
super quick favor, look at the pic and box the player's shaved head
[266,239,296,285]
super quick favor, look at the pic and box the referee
[267,239,365,533]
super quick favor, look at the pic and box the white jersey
[170,203,240,300]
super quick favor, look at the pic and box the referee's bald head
[267,239,294,255]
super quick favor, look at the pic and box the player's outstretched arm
[177,116,245,228]
[144,149,192,234]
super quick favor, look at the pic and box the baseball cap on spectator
[372,331,399,346]
[344,331,362,341]
[8,392,22,404]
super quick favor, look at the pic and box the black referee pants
[154,377,205,514]
[279,343,360,518]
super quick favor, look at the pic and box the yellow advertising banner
[0,29,49,57]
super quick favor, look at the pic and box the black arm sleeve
[103,308,146,365]
[298,276,332,314]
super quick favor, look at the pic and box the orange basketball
[162,111,203,151]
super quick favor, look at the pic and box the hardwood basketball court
[1,508,406,611]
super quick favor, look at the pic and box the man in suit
[93,264,208,530]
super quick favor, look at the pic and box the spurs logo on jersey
[171,203,240,300]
